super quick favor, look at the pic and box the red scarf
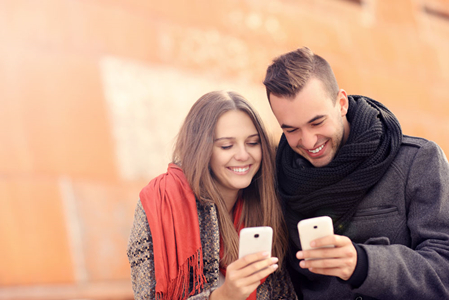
[140,164,206,300]
[219,198,267,300]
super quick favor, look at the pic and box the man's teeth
[309,144,324,154]
[231,166,249,173]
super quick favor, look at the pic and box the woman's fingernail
[296,251,304,259]
[262,251,270,257]
[271,257,279,263]
[272,264,279,270]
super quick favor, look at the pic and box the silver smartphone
[297,216,334,254]
[238,226,273,259]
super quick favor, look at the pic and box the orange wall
[1,0,448,298]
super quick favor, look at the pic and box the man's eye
[286,128,297,133]
[312,121,324,127]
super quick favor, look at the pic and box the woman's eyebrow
[214,137,235,142]
[214,133,259,142]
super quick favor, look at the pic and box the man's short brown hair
[263,47,339,103]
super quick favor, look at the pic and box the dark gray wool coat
[290,135,449,300]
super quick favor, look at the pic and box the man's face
[269,78,350,168]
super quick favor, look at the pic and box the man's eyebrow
[280,115,326,129]
[308,115,326,123]
[280,124,294,129]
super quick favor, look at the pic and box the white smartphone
[297,216,334,253]
[238,226,273,259]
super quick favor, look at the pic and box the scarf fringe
[156,248,207,300]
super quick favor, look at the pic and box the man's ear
[338,89,348,117]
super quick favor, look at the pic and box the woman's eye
[221,145,232,150]
[247,141,260,146]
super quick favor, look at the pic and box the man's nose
[298,130,317,150]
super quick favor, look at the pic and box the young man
[264,47,449,299]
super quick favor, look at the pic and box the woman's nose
[234,145,250,161]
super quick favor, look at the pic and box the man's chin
[294,146,333,168]
[306,155,332,168]
[311,161,330,168]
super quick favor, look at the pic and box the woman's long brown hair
[172,91,288,268]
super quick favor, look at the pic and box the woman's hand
[210,251,278,300]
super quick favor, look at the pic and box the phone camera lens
[254,234,259,238]
[314,226,318,229]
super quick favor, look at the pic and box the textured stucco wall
[1,0,448,298]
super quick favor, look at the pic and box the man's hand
[296,234,357,281]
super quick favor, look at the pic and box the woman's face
[210,110,262,202]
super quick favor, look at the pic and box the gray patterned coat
[127,198,298,300]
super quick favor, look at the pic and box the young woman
[127,91,297,300]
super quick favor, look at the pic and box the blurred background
[1,0,448,299]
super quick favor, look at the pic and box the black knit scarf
[276,95,402,238]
